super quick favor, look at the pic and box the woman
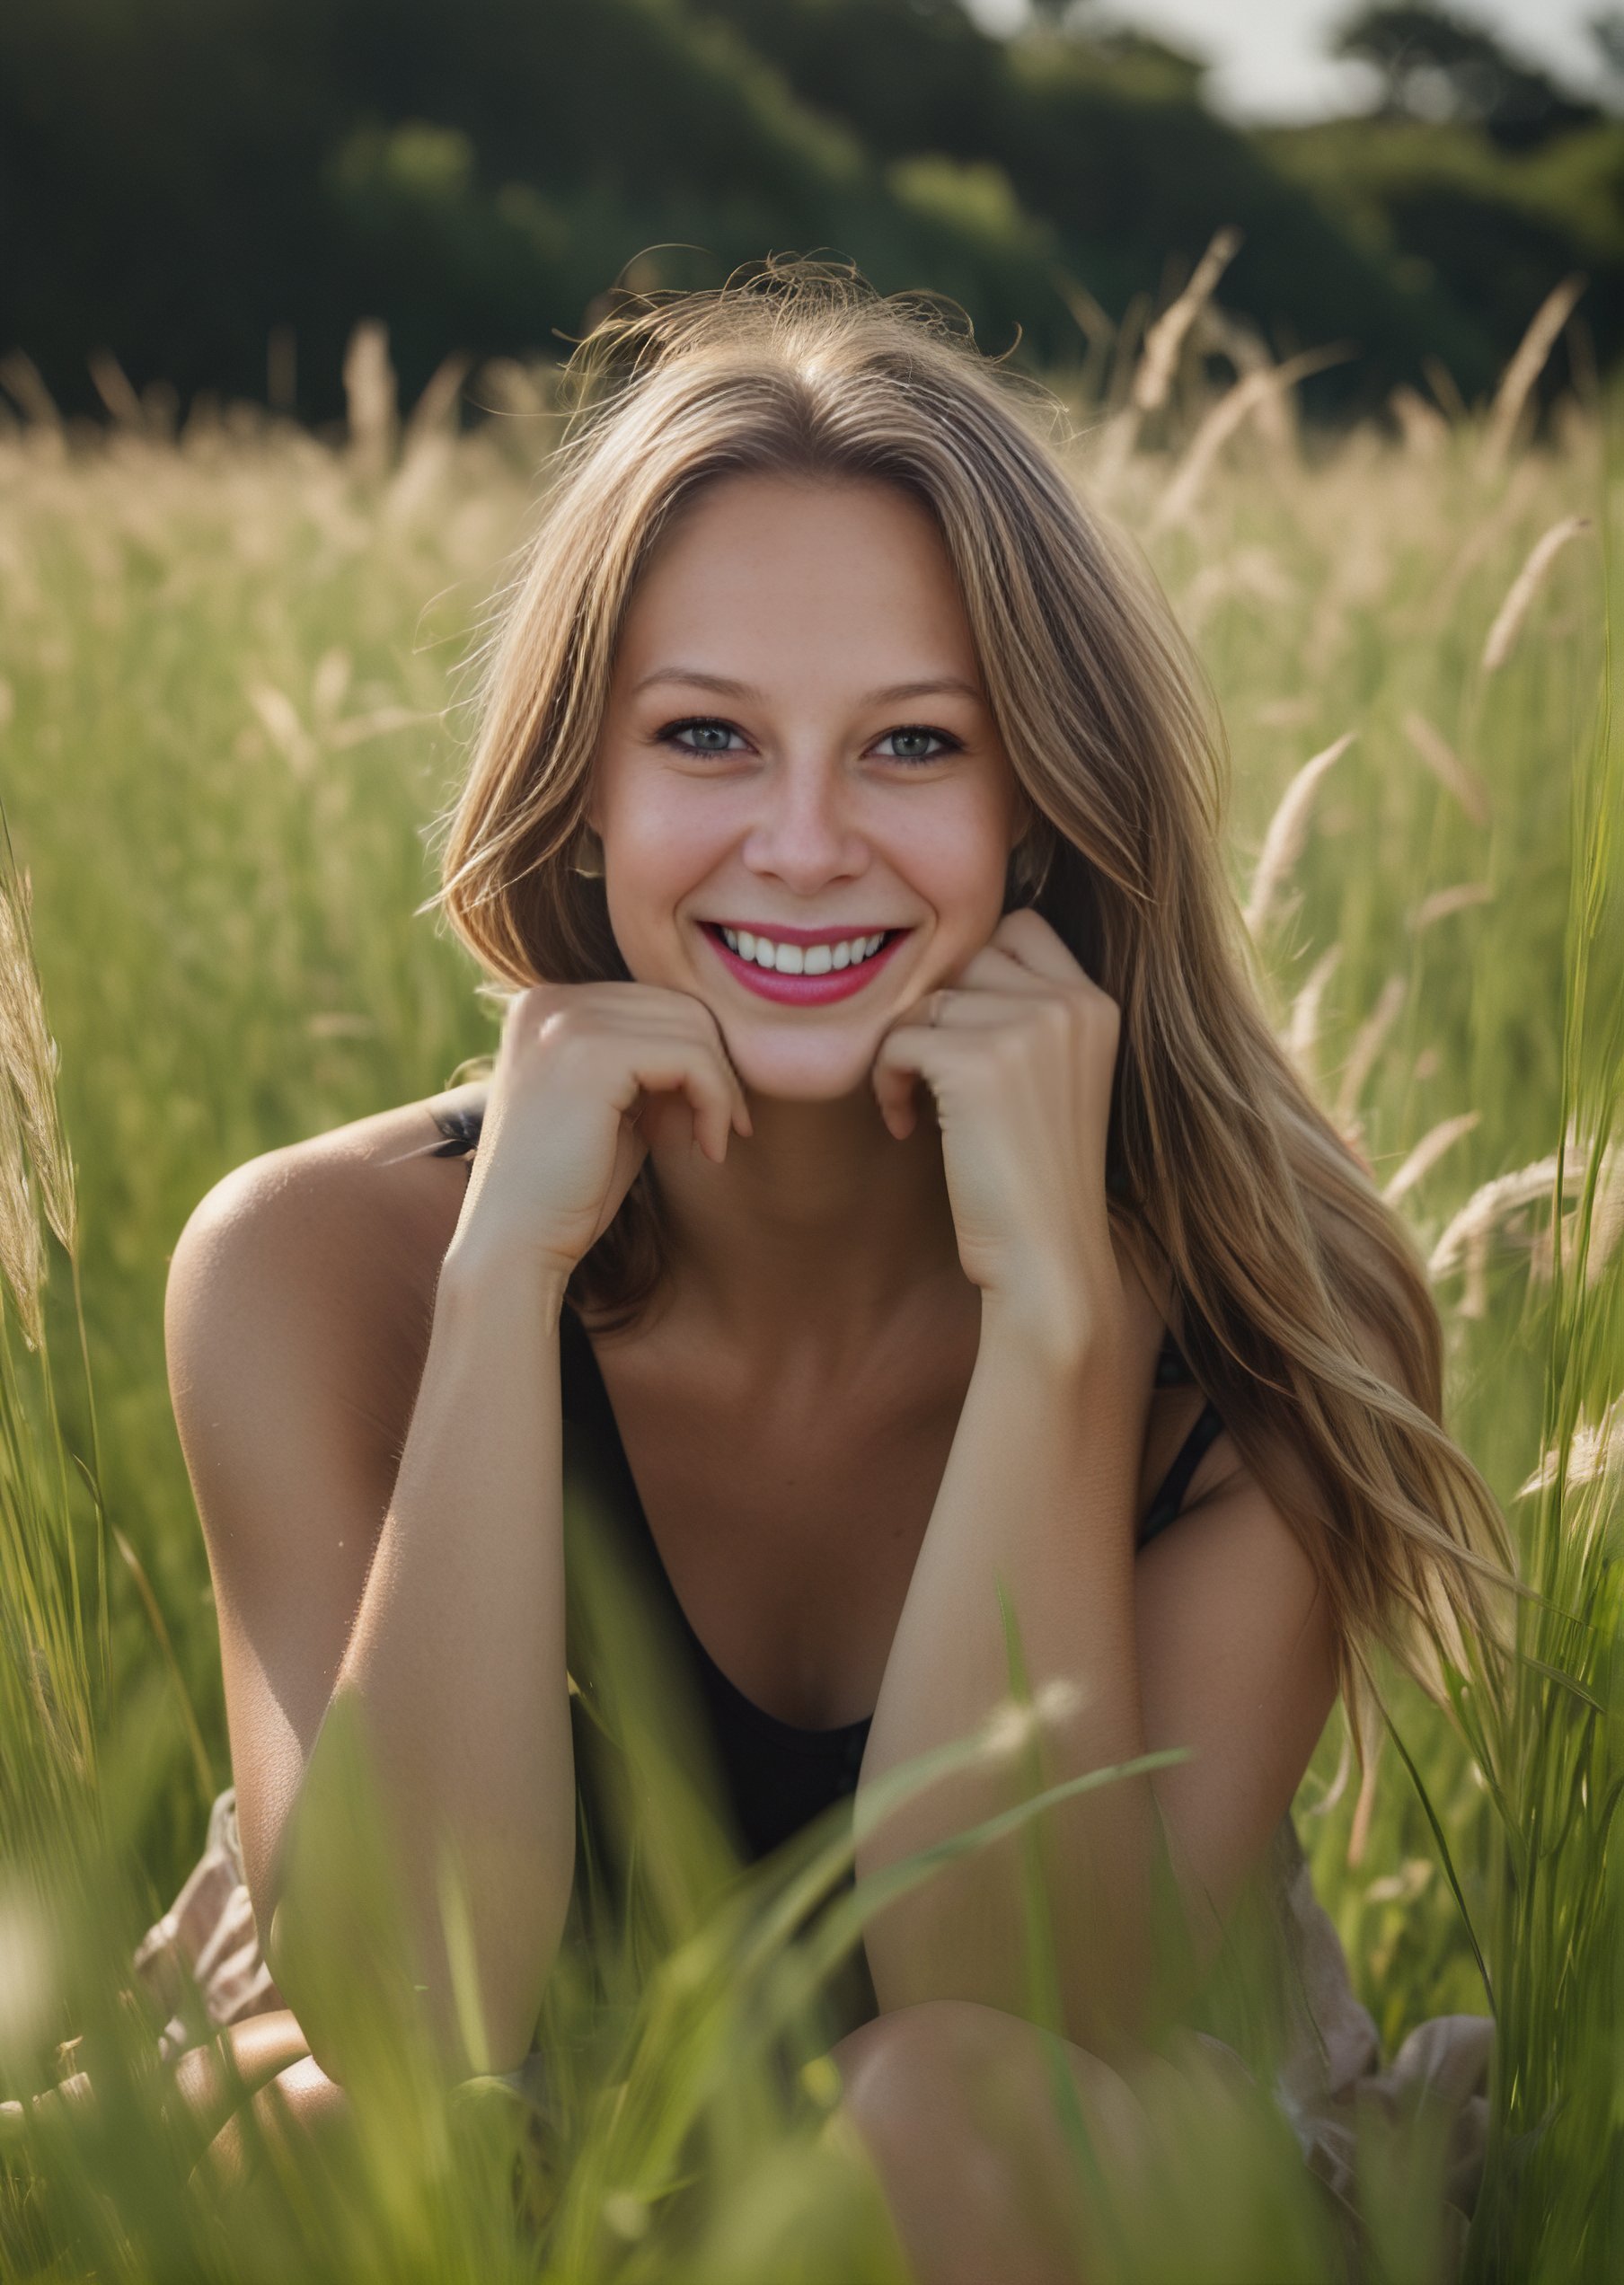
[156,269,1513,2277]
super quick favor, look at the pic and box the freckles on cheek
[906,802,1013,938]
[602,794,728,950]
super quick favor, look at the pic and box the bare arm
[858,1309,1159,2053]
[166,985,749,2081]
[857,1301,1337,2059]
[859,911,1337,2057]
[166,1134,575,2080]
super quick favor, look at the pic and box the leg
[170,2008,315,2148]
[833,2001,1255,2285]
[199,2049,355,2197]
[2,2009,315,2152]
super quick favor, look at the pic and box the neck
[646,1088,966,1354]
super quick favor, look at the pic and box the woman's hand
[871,909,1133,1362]
[453,981,752,1285]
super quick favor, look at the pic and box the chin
[718,1019,885,1106]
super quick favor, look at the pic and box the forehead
[616,472,983,691]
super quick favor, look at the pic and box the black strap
[1154,1329,1197,1386]
[1138,1402,1227,1548]
[425,1101,483,1156]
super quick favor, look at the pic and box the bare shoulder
[165,1082,487,1452]
[171,1081,482,1266]
[162,1085,492,1850]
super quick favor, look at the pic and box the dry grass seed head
[0,885,75,1256]
[1399,712,1490,828]
[1518,1390,1624,1498]
[1244,733,1355,940]
[1382,1113,1481,1207]
[1334,975,1407,1136]
[1481,276,1586,470]
[0,1061,46,1348]
[1481,516,1593,675]
[1284,943,1342,1080]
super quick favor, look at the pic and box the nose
[738,748,871,900]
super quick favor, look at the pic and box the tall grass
[0,305,1616,2279]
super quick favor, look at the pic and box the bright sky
[963,0,1605,121]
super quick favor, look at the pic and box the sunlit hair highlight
[428,260,1518,1747]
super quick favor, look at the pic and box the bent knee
[172,2008,314,2139]
[835,1998,1028,2102]
[834,1999,1146,2168]
[255,2053,349,2129]
[201,2051,350,2196]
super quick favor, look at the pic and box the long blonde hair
[430,263,1517,1742]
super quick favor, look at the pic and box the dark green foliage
[1333,4,1602,149]
[702,0,1492,401]
[1264,116,1624,396]
[0,0,1059,415]
[0,0,1619,419]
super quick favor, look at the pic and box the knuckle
[536,1001,587,1046]
[673,992,726,1043]
[508,980,560,1029]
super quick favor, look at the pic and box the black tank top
[426,1097,1226,1867]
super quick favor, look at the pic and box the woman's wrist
[975,1275,1129,1382]
[437,1228,573,1326]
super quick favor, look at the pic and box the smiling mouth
[710,923,895,977]
[699,922,910,1004]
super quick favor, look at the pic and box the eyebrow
[630,667,985,707]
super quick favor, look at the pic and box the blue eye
[875,726,958,763]
[665,718,746,755]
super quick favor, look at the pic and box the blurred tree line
[1,0,1616,422]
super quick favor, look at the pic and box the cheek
[890,788,1013,934]
[598,781,730,957]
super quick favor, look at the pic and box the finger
[658,994,755,1139]
[945,943,1059,997]
[637,1089,712,1174]
[675,1054,741,1166]
[991,907,1091,984]
[618,1043,740,1165]
[870,1050,919,1141]
[592,996,753,1139]
[714,1040,754,1139]
[870,1019,941,1140]
[870,1020,988,1139]
[916,988,1060,1033]
[655,1033,753,1142]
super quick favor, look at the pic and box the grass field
[0,303,1618,2281]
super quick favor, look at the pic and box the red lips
[702,923,907,1005]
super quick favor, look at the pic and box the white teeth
[719,926,893,972]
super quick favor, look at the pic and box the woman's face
[590,472,1025,1101]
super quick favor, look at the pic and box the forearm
[272,1238,575,2078]
[856,1305,1160,2057]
